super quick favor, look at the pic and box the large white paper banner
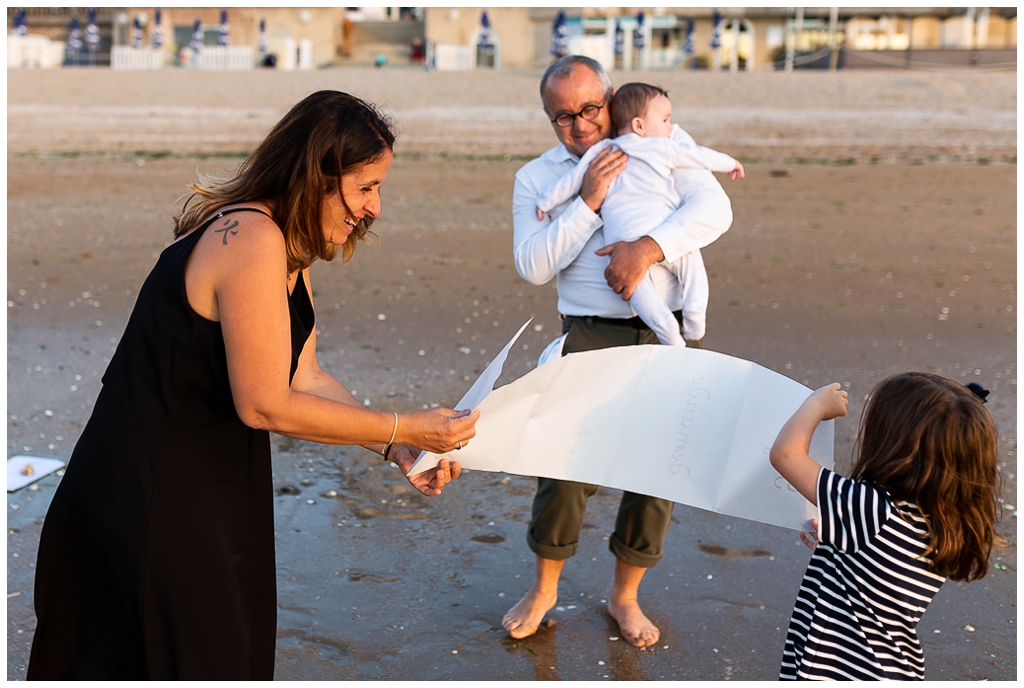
[413,341,832,531]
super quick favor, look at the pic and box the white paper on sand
[7,455,65,492]
[412,330,832,531]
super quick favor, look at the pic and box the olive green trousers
[525,312,703,568]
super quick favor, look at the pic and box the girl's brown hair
[174,90,396,274]
[852,372,999,581]
[610,82,668,132]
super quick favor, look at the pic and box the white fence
[111,46,165,70]
[432,43,472,71]
[198,46,254,71]
[8,35,65,69]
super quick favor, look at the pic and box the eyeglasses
[549,98,607,127]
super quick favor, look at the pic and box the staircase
[340,19,425,67]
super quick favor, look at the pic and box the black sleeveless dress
[27,208,315,680]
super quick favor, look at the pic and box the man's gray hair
[539,55,613,114]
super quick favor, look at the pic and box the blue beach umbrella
[189,18,203,52]
[684,16,695,58]
[477,10,494,56]
[150,8,163,49]
[711,9,722,50]
[258,18,267,55]
[217,9,230,47]
[614,21,623,56]
[67,14,83,52]
[131,16,143,48]
[550,10,568,57]
[12,8,27,37]
[85,8,100,53]
[633,11,645,51]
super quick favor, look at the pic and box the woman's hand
[398,407,479,455]
[389,444,462,497]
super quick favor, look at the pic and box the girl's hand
[399,407,479,455]
[799,519,820,551]
[807,383,848,421]
[728,161,745,180]
[389,444,462,497]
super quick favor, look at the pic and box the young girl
[769,372,999,680]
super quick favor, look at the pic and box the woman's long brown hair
[174,90,396,274]
[851,372,999,581]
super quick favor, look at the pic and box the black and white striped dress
[780,468,946,680]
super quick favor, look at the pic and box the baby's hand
[536,207,546,221]
[728,161,745,180]
[807,383,848,421]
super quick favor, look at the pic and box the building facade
[423,7,1017,71]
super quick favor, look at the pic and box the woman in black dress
[27,91,478,680]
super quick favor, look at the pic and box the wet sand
[6,68,1017,680]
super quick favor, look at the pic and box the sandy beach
[6,67,1017,680]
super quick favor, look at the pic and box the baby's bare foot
[502,588,557,640]
[608,598,660,648]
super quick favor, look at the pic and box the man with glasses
[504,55,734,647]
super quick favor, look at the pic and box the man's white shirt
[512,125,732,318]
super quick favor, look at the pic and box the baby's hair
[610,82,668,132]
[851,372,999,581]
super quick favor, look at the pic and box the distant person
[505,55,734,648]
[27,91,477,680]
[770,374,999,680]
[341,14,353,57]
[410,37,425,63]
[536,82,744,346]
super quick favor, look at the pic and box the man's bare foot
[607,598,660,648]
[502,588,557,639]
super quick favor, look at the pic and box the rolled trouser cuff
[608,491,675,569]
[608,532,666,569]
[526,528,578,561]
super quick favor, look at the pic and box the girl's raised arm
[769,383,848,504]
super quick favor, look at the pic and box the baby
[536,83,743,346]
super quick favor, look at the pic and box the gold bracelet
[383,412,398,461]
